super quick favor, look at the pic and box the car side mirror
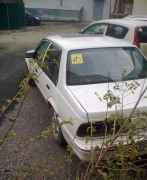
[25,49,35,58]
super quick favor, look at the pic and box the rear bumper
[72,138,147,161]
[73,144,91,161]
[73,138,103,161]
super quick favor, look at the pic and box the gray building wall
[103,0,116,19]
[24,0,93,21]
[133,0,147,15]
[103,0,110,18]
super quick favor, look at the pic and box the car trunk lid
[68,79,147,121]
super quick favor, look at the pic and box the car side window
[34,40,50,62]
[106,24,128,39]
[83,23,107,34]
[44,43,62,85]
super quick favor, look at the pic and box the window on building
[112,0,134,18]
[60,0,63,6]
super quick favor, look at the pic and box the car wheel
[25,66,36,87]
[28,78,36,87]
[51,110,66,146]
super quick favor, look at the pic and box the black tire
[51,110,66,146]
[25,66,36,87]
[28,78,36,87]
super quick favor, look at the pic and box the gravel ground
[0,23,86,180]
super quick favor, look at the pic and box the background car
[81,18,147,57]
[25,35,147,161]
[25,10,41,26]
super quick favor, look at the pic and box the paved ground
[0,88,80,179]
[0,22,86,105]
[0,23,86,180]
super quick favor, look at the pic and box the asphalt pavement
[0,50,26,105]
[0,23,84,179]
[0,22,85,105]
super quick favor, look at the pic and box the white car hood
[68,79,147,120]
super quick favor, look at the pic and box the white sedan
[25,35,147,161]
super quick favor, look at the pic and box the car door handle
[46,84,50,90]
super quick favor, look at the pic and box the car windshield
[67,47,147,85]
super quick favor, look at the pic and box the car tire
[28,78,36,87]
[51,110,66,146]
[24,65,36,87]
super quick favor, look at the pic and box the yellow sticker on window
[71,53,84,64]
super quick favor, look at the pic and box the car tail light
[133,27,141,48]
[77,121,121,138]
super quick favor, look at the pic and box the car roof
[46,34,134,50]
[92,18,147,28]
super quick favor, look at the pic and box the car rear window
[66,47,147,85]
[106,24,128,39]
[138,26,147,43]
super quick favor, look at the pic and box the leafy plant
[78,80,147,180]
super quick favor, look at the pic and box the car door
[37,42,62,101]
[82,23,108,35]
[31,39,51,97]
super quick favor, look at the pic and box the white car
[81,18,147,57]
[25,35,147,161]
